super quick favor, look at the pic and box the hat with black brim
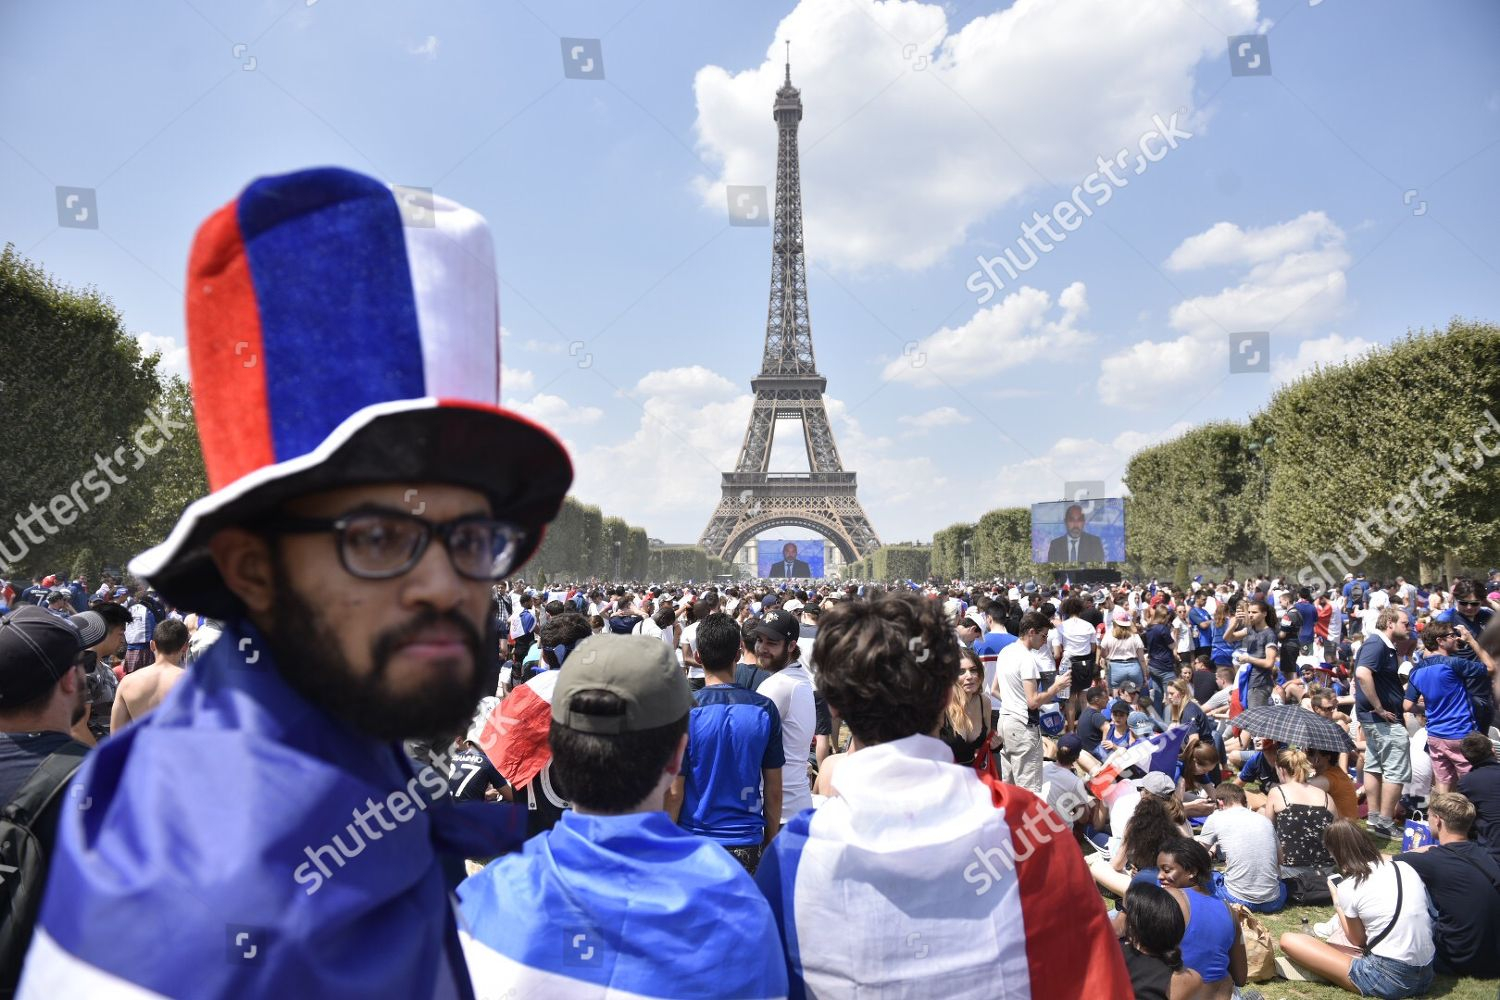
[128,168,571,617]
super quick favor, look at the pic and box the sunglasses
[1456,600,1482,608]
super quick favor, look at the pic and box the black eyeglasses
[260,508,527,581]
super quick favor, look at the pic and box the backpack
[0,742,89,989]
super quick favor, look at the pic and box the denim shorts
[1107,660,1143,690]
[1347,952,1432,999]
[1363,720,1413,784]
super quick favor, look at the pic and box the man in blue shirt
[971,602,1016,729]
[1404,621,1490,794]
[1294,588,1317,650]
[1355,605,1411,838]
[1435,578,1496,731]
[670,612,783,873]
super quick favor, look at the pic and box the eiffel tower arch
[699,54,880,569]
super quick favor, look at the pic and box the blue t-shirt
[1294,601,1317,645]
[679,684,785,847]
[1144,624,1176,672]
[1188,606,1213,646]
[1405,656,1488,739]
[1354,634,1403,722]
[1209,622,1239,666]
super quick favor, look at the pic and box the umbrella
[1232,704,1355,753]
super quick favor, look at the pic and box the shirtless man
[110,618,189,732]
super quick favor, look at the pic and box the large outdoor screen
[1030,499,1126,564]
[757,539,825,579]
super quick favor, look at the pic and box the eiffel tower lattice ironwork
[699,52,881,568]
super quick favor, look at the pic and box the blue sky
[4,0,1497,548]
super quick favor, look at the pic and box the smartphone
[1328,873,1344,887]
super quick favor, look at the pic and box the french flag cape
[18,621,527,998]
[755,735,1131,999]
[457,810,788,998]
[476,669,559,788]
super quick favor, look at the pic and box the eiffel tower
[699,53,881,570]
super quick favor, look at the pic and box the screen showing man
[1031,499,1125,564]
[757,540,823,579]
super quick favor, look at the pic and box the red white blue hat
[130,167,571,615]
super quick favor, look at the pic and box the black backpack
[0,743,89,993]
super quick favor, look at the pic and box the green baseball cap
[551,635,692,735]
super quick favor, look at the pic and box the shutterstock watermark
[0,407,188,573]
[1297,409,1500,590]
[965,113,1193,305]
[293,754,453,895]
[962,789,1086,894]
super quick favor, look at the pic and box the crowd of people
[2,168,1497,998]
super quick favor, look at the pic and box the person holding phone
[1278,819,1435,998]
[1224,600,1278,709]
[993,610,1069,792]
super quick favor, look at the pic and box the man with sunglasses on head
[1434,578,1496,732]
[18,169,571,998]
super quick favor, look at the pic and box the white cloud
[134,331,189,381]
[1272,332,1375,386]
[510,392,602,427]
[572,367,754,536]
[1097,334,1220,409]
[409,35,439,59]
[1097,211,1357,407]
[898,405,971,434]
[978,423,1195,511]
[692,0,1254,271]
[1165,211,1350,338]
[501,365,535,395]
[882,282,1090,386]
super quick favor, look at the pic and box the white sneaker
[1313,917,1336,939]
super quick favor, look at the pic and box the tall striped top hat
[130,167,572,616]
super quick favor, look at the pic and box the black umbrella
[1232,704,1355,753]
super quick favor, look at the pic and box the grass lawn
[1100,836,1497,999]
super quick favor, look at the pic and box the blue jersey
[679,684,785,847]
[1405,656,1488,739]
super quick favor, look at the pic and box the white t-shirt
[1054,618,1098,659]
[1107,786,1142,855]
[995,641,1040,723]
[680,621,703,679]
[759,663,816,818]
[1040,761,1088,823]
[1408,727,1432,798]
[1336,860,1435,966]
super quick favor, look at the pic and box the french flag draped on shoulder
[477,669,560,787]
[756,735,1130,999]
[1088,723,1190,798]
[18,624,526,999]
[458,811,787,999]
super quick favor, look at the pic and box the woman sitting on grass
[1093,795,1185,898]
[1277,818,1436,999]
[1155,838,1247,1000]
[1117,882,1203,1000]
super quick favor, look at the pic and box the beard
[263,555,487,742]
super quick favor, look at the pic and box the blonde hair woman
[1264,747,1336,878]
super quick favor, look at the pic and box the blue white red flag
[758,736,1130,999]
[18,621,525,998]
[1087,723,1189,798]
[458,811,787,998]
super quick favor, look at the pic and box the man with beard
[754,610,815,827]
[0,607,95,994]
[17,168,571,998]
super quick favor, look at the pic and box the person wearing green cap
[456,634,786,997]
